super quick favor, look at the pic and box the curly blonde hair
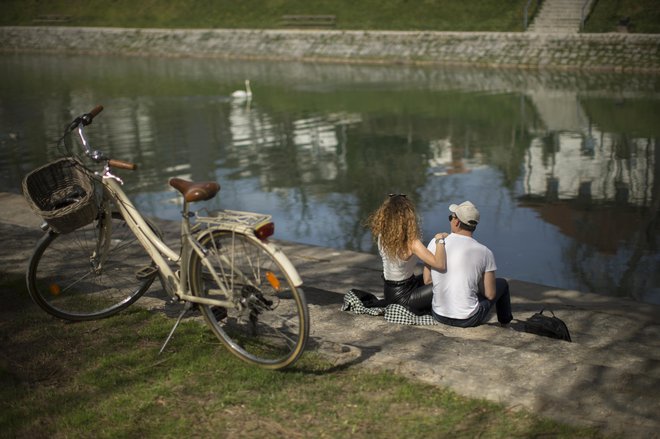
[368,195,420,260]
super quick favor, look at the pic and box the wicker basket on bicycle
[22,157,99,234]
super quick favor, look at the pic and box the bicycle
[23,105,309,369]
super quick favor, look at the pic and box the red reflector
[255,222,275,240]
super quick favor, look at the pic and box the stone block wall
[1,26,658,73]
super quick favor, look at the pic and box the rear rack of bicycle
[196,209,273,231]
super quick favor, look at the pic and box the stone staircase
[527,0,594,33]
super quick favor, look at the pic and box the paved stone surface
[2,192,659,437]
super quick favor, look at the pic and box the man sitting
[423,201,513,327]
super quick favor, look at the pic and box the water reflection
[0,53,657,304]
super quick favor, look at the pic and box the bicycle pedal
[136,265,159,280]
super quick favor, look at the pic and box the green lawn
[0,272,605,438]
[0,0,528,30]
[583,0,660,33]
[2,0,657,32]
[3,0,658,33]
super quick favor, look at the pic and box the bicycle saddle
[169,177,220,202]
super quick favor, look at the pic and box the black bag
[523,309,571,342]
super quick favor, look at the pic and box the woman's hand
[434,232,449,240]
[412,236,447,272]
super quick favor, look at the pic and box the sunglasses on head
[388,193,407,198]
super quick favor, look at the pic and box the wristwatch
[435,237,445,245]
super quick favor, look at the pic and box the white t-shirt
[427,233,497,319]
[378,236,417,281]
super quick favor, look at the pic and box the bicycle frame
[99,175,230,308]
[74,118,302,311]
[99,170,303,309]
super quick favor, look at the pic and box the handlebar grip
[80,105,104,127]
[89,105,104,118]
[108,159,137,171]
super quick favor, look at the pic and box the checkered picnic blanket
[341,290,439,326]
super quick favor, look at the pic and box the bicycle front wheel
[189,230,309,369]
[26,211,157,321]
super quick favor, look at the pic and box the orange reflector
[49,283,61,296]
[266,271,280,291]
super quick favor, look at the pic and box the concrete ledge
[1,26,659,73]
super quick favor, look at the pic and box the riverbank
[1,26,660,73]
[1,191,659,436]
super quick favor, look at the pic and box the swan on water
[231,79,252,100]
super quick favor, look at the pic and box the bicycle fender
[261,240,303,287]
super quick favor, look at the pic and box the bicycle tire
[189,230,309,369]
[26,210,157,321]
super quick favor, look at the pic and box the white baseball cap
[449,201,480,225]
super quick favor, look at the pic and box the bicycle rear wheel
[189,230,309,369]
[26,210,157,321]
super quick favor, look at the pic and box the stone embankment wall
[1,26,659,73]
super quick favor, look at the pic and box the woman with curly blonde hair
[367,194,448,315]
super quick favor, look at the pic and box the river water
[1,53,658,304]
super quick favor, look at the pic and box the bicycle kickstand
[159,301,194,355]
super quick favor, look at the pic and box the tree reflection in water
[0,53,657,303]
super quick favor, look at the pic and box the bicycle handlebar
[66,104,103,132]
[67,105,137,171]
[82,104,104,126]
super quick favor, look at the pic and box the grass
[1,0,659,33]
[0,272,605,438]
[584,0,660,33]
[0,0,553,32]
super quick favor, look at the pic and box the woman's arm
[411,233,447,272]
